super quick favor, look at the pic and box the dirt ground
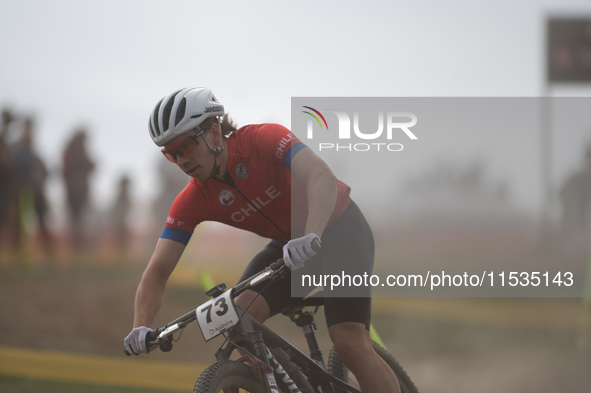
[1,264,590,393]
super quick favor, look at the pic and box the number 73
[201,297,229,323]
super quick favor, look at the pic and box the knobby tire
[194,360,265,393]
[327,341,419,393]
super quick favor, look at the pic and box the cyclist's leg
[234,290,270,323]
[328,321,400,393]
[321,200,400,393]
[234,239,290,323]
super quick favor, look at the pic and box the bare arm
[133,238,186,328]
[290,147,338,238]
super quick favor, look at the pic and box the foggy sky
[1,0,590,227]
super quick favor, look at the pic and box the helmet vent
[149,121,155,139]
[153,99,163,136]
[175,97,187,127]
[162,91,181,132]
[190,114,202,119]
[162,91,180,132]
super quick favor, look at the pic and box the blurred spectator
[0,109,19,257]
[62,128,95,249]
[11,117,53,257]
[110,174,132,254]
[560,142,591,250]
[0,109,15,223]
[152,156,189,223]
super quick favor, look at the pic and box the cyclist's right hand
[124,326,155,355]
[283,233,321,270]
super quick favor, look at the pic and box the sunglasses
[161,133,202,163]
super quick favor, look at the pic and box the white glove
[283,233,321,270]
[124,326,155,355]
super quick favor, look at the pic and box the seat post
[303,319,324,366]
[283,305,327,368]
[301,313,336,393]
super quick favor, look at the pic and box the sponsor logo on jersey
[235,163,247,179]
[204,105,224,113]
[166,216,175,225]
[218,189,236,206]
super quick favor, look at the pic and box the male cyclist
[124,87,399,392]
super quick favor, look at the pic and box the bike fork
[265,347,304,393]
[248,331,307,393]
[236,352,279,393]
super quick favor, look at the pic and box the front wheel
[194,360,264,393]
[327,341,419,393]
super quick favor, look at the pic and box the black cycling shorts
[236,200,374,329]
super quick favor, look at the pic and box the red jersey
[162,123,351,244]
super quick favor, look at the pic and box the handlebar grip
[145,330,159,353]
[311,238,321,253]
[269,237,321,272]
[274,238,322,268]
[146,330,158,343]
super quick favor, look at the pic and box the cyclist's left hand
[283,233,320,270]
[124,326,155,355]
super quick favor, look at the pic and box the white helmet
[149,87,225,146]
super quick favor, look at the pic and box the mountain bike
[125,249,419,392]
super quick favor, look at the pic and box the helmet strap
[210,154,221,179]
[200,133,224,180]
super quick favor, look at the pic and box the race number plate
[195,290,239,342]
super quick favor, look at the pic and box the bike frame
[215,304,360,393]
[142,258,362,393]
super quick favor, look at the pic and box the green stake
[198,271,216,295]
[370,324,388,351]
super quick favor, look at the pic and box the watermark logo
[302,106,329,130]
[302,106,418,152]
[303,108,417,139]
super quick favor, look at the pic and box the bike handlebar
[124,237,322,356]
